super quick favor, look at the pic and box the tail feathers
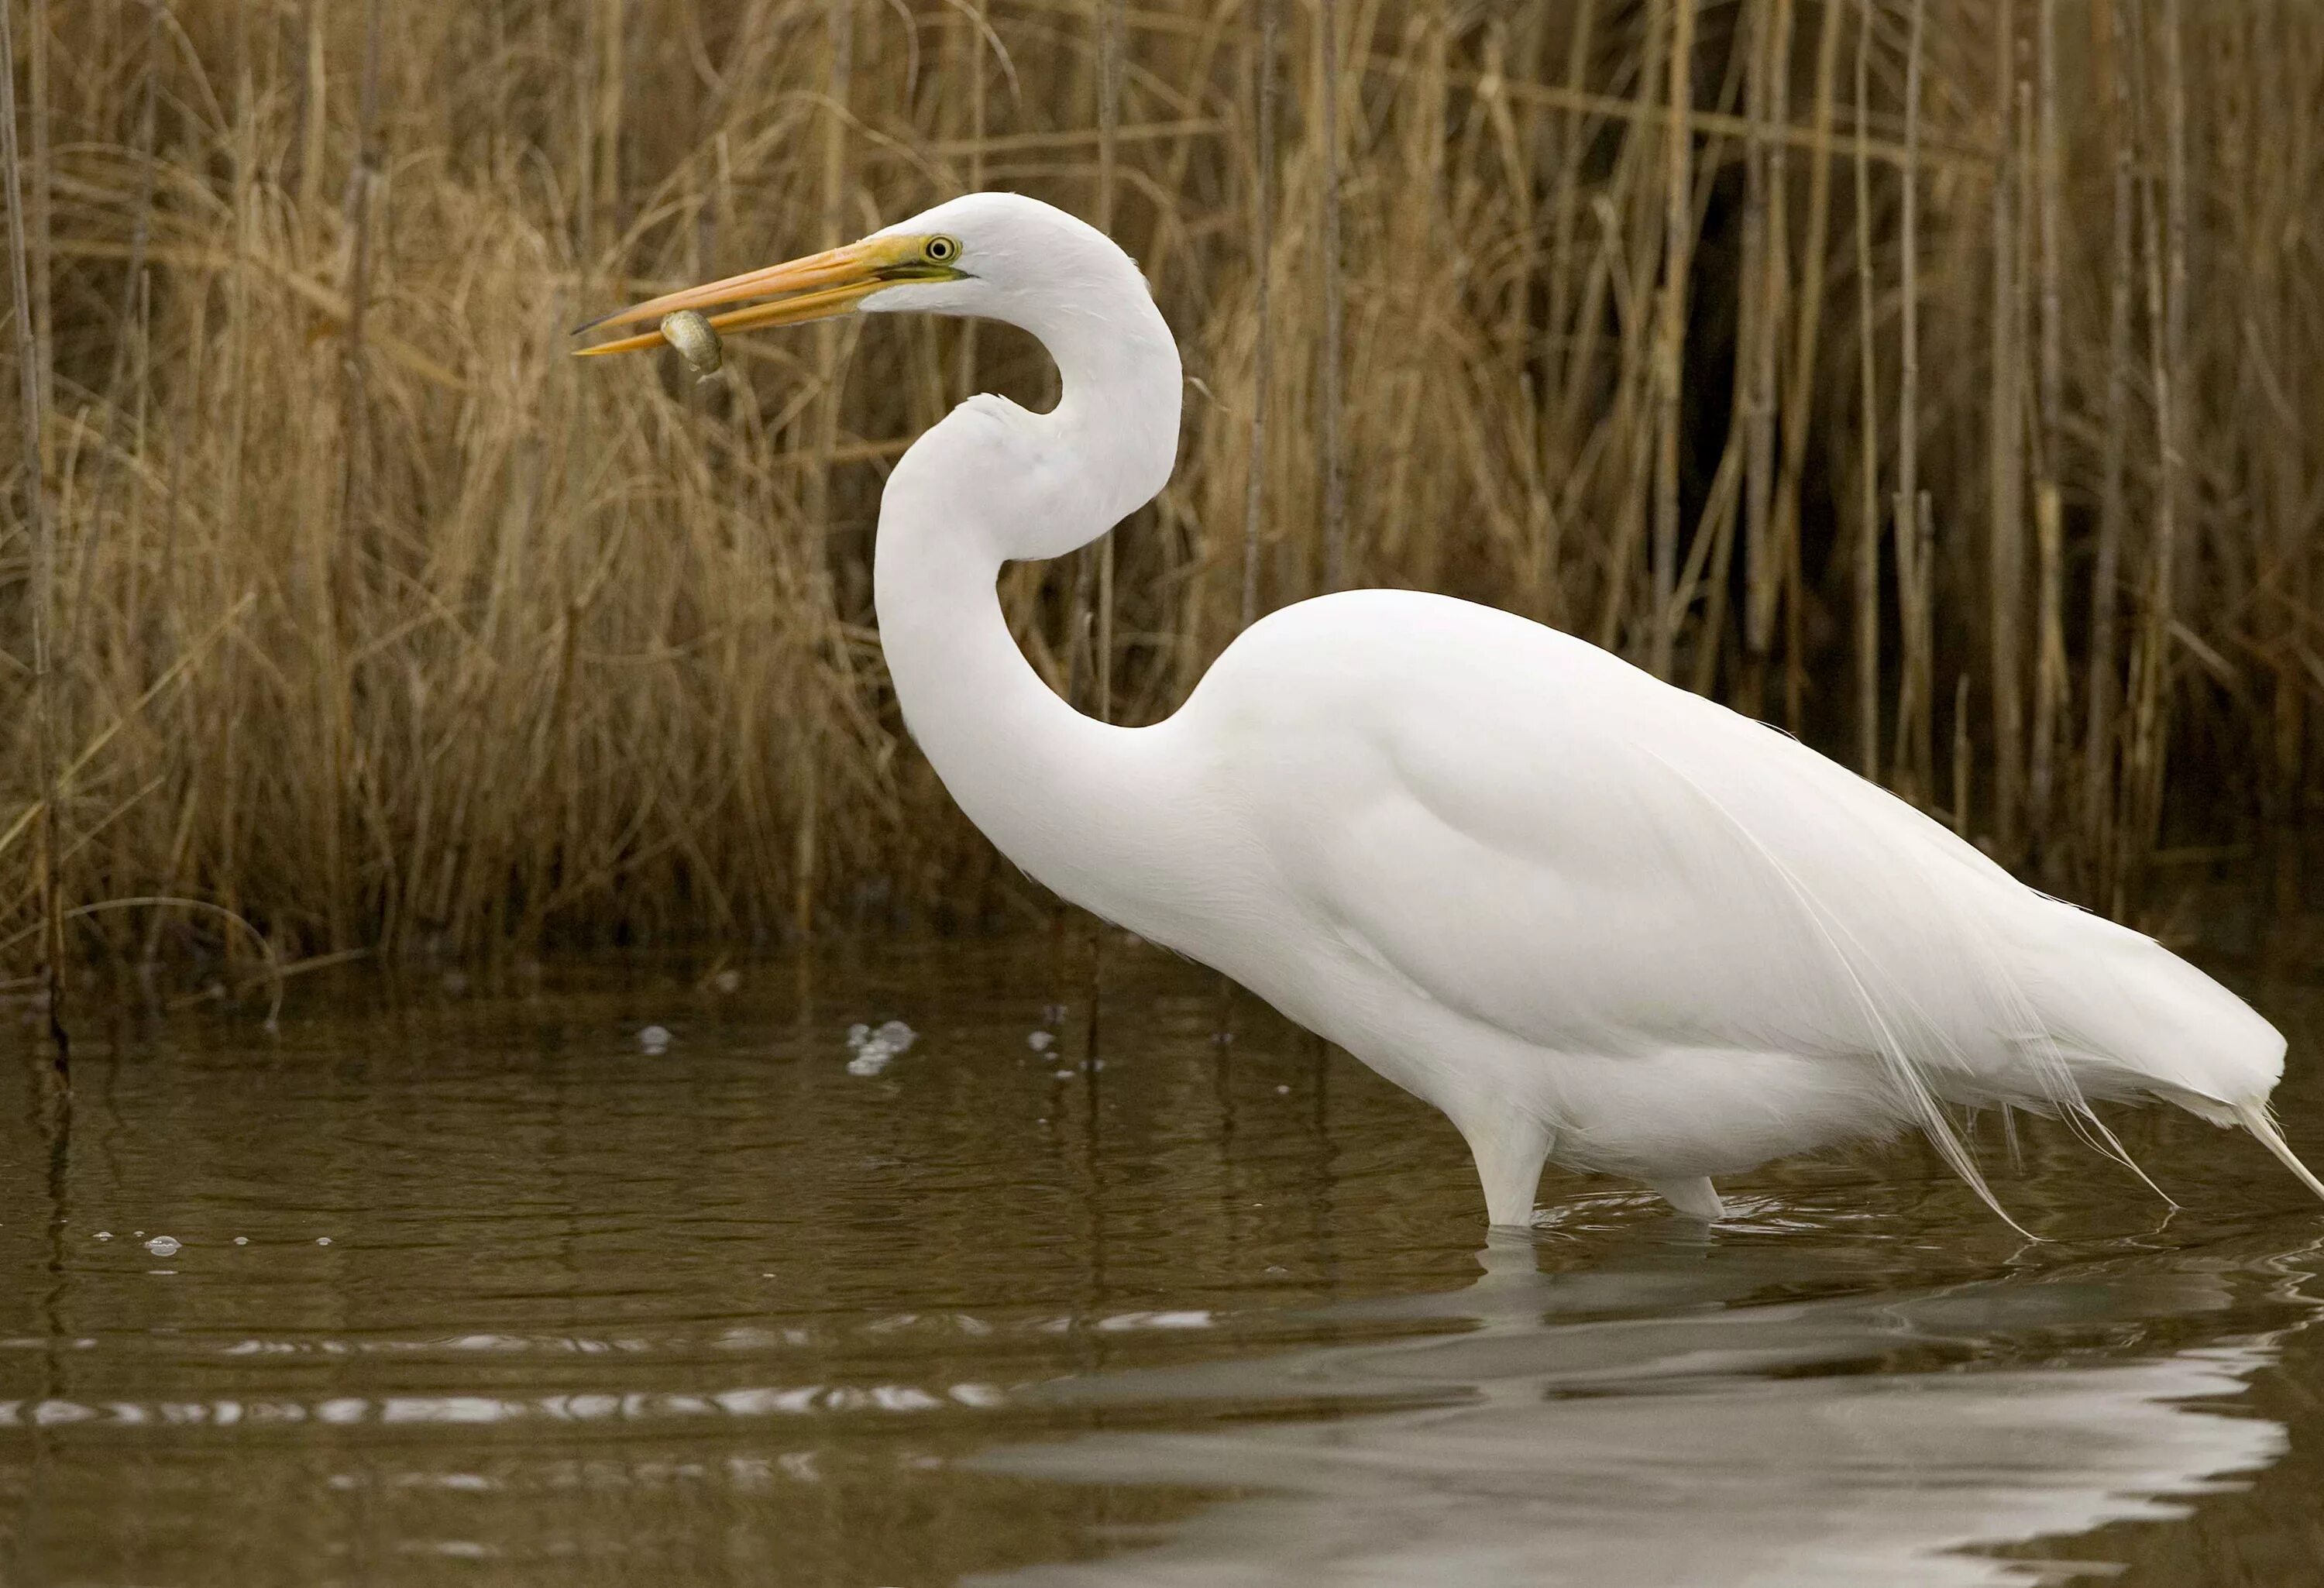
[2231,1101,2324,1205]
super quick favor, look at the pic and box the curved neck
[871,278,1182,922]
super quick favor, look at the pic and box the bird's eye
[925,235,961,264]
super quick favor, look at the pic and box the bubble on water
[1052,1069,1074,1081]
[316,1237,333,1247]
[1275,1084,1291,1095]
[94,1231,112,1242]
[1026,1030,1056,1053]
[638,1024,673,1054]
[845,1019,916,1077]
[144,1235,181,1256]
[233,1237,249,1246]
[710,968,742,995]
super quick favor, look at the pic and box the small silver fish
[661,309,723,379]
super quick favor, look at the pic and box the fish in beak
[572,232,965,358]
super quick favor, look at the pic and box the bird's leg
[1462,1111,1554,1229]
[1648,1177,1726,1220]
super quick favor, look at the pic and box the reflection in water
[0,943,2320,1586]
[978,1237,2315,1586]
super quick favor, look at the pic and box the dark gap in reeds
[4,0,2323,980]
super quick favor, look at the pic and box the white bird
[582,192,2324,1229]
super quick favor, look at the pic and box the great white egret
[582,192,2324,1228]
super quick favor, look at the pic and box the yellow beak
[572,235,951,357]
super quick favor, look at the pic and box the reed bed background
[3,0,2322,983]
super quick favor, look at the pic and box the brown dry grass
[2,1,2322,980]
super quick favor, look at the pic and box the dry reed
[1,0,63,1050]
[4,0,2324,978]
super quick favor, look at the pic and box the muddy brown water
[3,940,2322,1586]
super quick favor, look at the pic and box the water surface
[3,940,2322,1586]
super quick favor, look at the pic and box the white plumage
[585,192,2323,1228]
[1161,589,2303,1223]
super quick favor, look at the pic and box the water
[3,940,2322,1586]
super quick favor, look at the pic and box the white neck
[870,266,1184,926]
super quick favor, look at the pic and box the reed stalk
[1242,0,1277,631]
[1094,0,1120,721]
[1776,0,1840,726]
[326,0,384,954]
[1648,0,1695,682]
[593,0,627,250]
[1954,670,1973,837]
[2125,0,2188,894]
[797,0,855,940]
[1851,0,1879,782]
[2029,1,2065,875]
[1717,0,1769,710]
[1544,0,1597,492]
[103,0,162,412]
[957,0,990,394]
[2084,0,2133,902]
[295,0,326,213]
[1763,3,1803,727]
[1078,0,1125,1060]
[2,0,63,1067]
[1316,0,1346,595]
[1893,0,1930,802]
[1986,3,2024,860]
[2257,7,2312,919]
[24,0,47,431]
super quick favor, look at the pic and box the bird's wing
[1203,592,2249,1207]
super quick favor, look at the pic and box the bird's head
[573,192,1152,359]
